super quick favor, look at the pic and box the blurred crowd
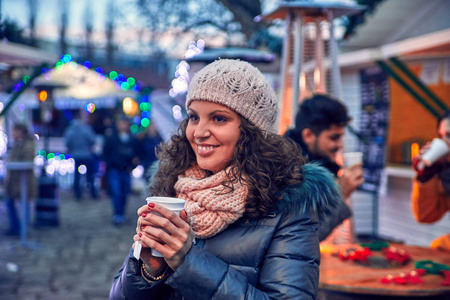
[2,110,163,234]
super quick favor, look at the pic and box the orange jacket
[411,175,450,252]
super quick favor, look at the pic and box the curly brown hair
[149,117,307,218]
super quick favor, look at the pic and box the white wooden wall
[341,70,361,153]
[341,70,375,236]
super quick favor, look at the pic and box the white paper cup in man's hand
[419,138,450,169]
[145,196,186,257]
[343,152,363,168]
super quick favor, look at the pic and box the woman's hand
[136,202,194,272]
[132,233,166,276]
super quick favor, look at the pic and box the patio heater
[258,0,364,134]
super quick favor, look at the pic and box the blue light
[141,111,149,118]
[84,61,92,68]
[95,67,103,73]
[62,54,72,63]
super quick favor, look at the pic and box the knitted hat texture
[186,59,278,133]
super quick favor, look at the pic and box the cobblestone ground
[0,188,145,300]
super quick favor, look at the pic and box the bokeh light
[34,155,45,166]
[45,165,55,176]
[141,118,150,127]
[123,97,139,115]
[85,103,96,113]
[140,102,151,111]
[141,111,150,118]
[132,165,144,178]
[78,165,87,174]
[169,40,205,98]
[0,132,8,156]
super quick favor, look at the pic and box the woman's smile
[196,144,219,156]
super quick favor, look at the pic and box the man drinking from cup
[285,94,364,243]
[412,110,450,252]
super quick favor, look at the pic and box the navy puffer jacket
[110,163,341,299]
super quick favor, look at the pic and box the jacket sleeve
[165,209,319,300]
[411,175,450,223]
[109,249,174,300]
[317,196,352,241]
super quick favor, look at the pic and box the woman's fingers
[135,203,194,267]
[136,204,188,250]
[134,233,152,248]
[138,227,172,255]
[147,203,190,230]
[180,209,189,223]
[137,204,151,217]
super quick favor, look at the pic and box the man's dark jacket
[284,129,352,241]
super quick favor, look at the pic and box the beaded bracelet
[141,263,169,283]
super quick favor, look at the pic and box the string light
[169,40,205,98]
[84,103,96,113]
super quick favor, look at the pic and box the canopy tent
[0,41,58,67]
[33,62,134,101]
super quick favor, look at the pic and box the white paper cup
[145,196,186,257]
[343,152,363,168]
[419,138,450,169]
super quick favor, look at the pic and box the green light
[39,150,47,156]
[59,154,65,159]
[23,75,30,84]
[141,118,150,127]
[130,124,139,134]
[55,61,63,70]
[109,71,118,80]
[47,153,55,159]
[127,77,136,85]
[140,102,150,111]
[121,82,129,90]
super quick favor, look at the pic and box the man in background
[285,94,364,243]
[103,116,139,226]
[411,110,450,252]
[4,123,37,236]
[64,110,98,200]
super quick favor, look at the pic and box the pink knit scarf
[174,165,248,239]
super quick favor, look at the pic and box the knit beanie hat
[186,59,278,133]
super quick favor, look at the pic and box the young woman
[110,59,341,299]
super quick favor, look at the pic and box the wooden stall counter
[319,243,450,298]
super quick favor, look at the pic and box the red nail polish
[142,213,147,217]
[138,233,142,237]
[148,203,155,208]
[142,225,146,229]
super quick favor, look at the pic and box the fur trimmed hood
[278,162,343,219]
